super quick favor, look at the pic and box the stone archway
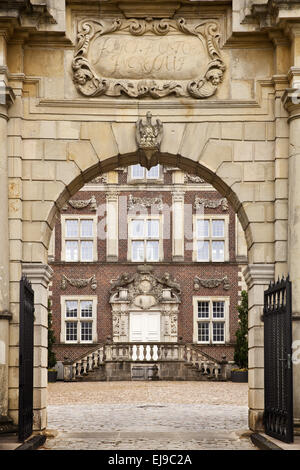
[1,0,300,441]
[17,145,274,433]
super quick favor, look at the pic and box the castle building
[49,165,248,380]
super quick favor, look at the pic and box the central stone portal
[109,265,181,343]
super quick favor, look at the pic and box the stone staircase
[62,343,230,382]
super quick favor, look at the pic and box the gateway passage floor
[41,381,257,450]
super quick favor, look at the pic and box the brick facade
[49,167,247,365]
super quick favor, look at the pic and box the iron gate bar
[18,275,34,442]
[263,276,293,443]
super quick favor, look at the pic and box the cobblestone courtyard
[41,381,257,450]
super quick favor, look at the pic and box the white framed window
[60,296,97,344]
[193,215,229,262]
[128,216,163,262]
[193,297,230,344]
[61,215,98,262]
[128,164,162,183]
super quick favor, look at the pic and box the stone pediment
[109,265,181,308]
[72,17,226,99]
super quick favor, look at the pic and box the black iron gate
[18,275,34,442]
[263,276,293,443]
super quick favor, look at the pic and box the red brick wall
[50,172,244,364]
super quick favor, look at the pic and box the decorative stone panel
[72,17,226,99]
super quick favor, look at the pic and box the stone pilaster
[172,190,185,262]
[0,34,15,425]
[282,86,300,427]
[272,75,289,278]
[21,263,53,432]
[106,192,119,262]
[243,263,275,432]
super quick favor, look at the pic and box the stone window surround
[60,295,98,344]
[127,214,164,262]
[127,164,163,184]
[192,296,230,345]
[60,214,98,262]
[192,214,229,263]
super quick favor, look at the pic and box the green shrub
[234,290,248,370]
[48,299,57,369]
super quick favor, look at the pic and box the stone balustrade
[63,343,226,381]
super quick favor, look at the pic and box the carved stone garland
[194,196,228,211]
[184,174,206,184]
[62,195,97,211]
[128,194,163,211]
[60,274,97,290]
[88,175,108,184]
[72,18,226,99]
[194,275,230,291]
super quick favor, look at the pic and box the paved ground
[41,381,257,451]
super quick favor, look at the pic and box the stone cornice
[0,0,57,25]
[243,264,275,289]
[282,87,300,119]
[244,1,300,29]
[22,263,53,287]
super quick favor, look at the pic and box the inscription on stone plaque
[91,34,206,80]
[72,18,226,99]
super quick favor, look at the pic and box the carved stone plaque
[72,18,226,99]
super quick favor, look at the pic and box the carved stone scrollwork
[61,274,97,290]
[109,266,181,306]
[194,196,228,211]
[194,276,230,291]
[72,18,226,100]
[110,266,180,342]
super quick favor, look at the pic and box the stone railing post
[220,356,229,380]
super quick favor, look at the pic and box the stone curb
[15,434,46,451]
[250,433,283,450]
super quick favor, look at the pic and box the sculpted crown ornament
[72,17,226,100]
